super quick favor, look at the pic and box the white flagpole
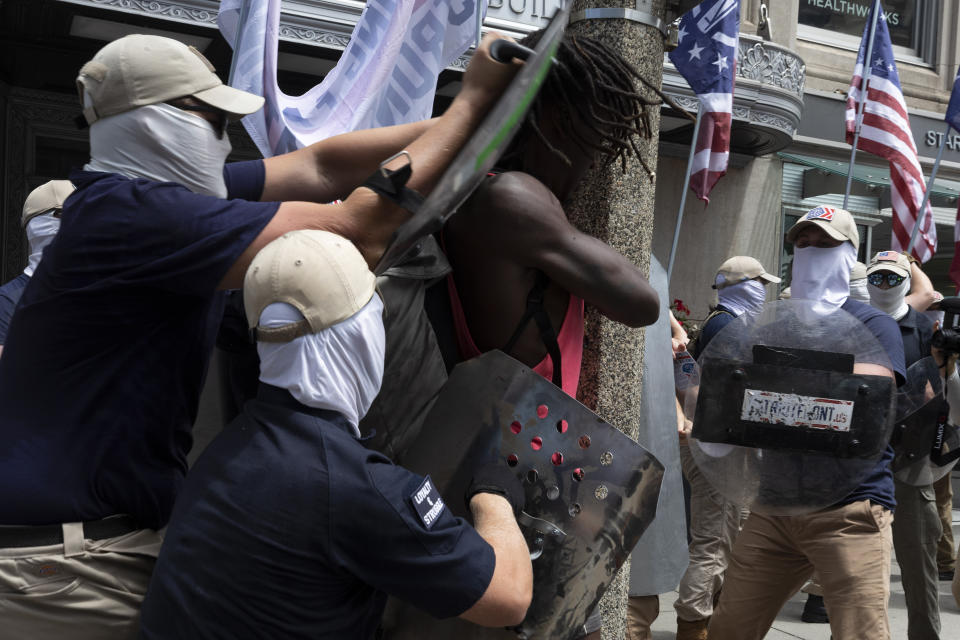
[906,121,951,254]
[843,0,883,209]
[667,110,703,282]
[475,0,483,47]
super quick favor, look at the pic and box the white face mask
[790,243,857,314]
[868,275,910,321]
[257,297,385,436]
[85,103,231,199]
[24,212,61,277]
[848,278,870,303]
[717,278,767,316]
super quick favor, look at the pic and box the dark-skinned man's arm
[470,171,659,327]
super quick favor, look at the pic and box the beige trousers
[0,524,162,640]
[673,442,747,622]
[626,595,659,640]
[708,500,893,640]
[933,473,955,572]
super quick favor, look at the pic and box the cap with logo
[866,250,911,278]
[22,180,76,227]
[713,256,781,290]
[76,34,264,126]
[786,206,860,247]
[244,230,377,342]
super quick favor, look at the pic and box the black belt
[0,515,140,549]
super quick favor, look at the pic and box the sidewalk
[648,508,960,639]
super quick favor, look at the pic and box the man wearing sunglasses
[866,250,942,640]
[0,33,520,639]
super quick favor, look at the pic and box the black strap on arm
[503,271,563,388]
[360,151,424,214]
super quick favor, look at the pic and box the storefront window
[797,0,937,64]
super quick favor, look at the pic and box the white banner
[218,0,482,157]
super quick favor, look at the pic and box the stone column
[566,1,667,638]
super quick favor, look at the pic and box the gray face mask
[85,103,231,199]
[868,276,910,320]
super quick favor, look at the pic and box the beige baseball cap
[77,34,264,126]
[713,256,781,289]
[244,230,377,342]
[866,250,911,278]
[786,206,860,247]
[850,261,867,281]
[22,180,75,227]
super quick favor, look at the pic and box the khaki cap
[786,206,860,247]
[244,230,377,342]
[850,261,867,281]
[866,250,911,278]
[22,180,75,227]
[77,34,264,125]
[713,256,781,289]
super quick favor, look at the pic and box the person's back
[442,33,665,396]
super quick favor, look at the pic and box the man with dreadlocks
[439,31,662,401]
[431,31,665,638]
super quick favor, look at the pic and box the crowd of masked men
[0,27,958,640]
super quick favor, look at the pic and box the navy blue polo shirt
[897,305,933,368]
[835,299,906,512]
[140,385,496,640]
[0,161,277,528]
[0,272,29,345]
[692,304,736,360]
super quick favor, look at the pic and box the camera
[931,296,960,355]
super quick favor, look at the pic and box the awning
[779,152,960,205]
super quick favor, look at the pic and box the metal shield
[374,5,571,275]
[892,356,960,485]
[685,300,897,515]
[395,350,664,640]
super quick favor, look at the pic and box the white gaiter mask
[85,102,231,198]
[717,277,767,316]
[257,296,386,437]
[24,213,61,277]
[790,243,857,315]
[848,278,871,303]
[869,275,910,321]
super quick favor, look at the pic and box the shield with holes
[394,350,663,640]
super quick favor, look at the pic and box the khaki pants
[708,500,892,640]
[933,473,955,572]
[673,442,747,622]
[891,481,941,640]
[626,595,659,640]
[0,524,162,640]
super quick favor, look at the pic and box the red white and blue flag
[845,1,936,263]
[668,0,740,204]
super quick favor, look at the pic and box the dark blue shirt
[692,304,736,360]
[898,305,933,369]
[140,385,496,640]
[0,161,276,528]
[0,272,29,345]
[836,299,906,512]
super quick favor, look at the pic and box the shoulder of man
[842,299,907,383]
[474,171,567,227]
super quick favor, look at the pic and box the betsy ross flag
[845,1,936,262]
[668,0,740,204]
[945,69,960,289]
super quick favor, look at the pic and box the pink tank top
[445,273,584,398]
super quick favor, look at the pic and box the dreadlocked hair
[502,30,691,180]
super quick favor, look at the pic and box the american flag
[945,68,960,289]
[845,1,936,263]
[668,0,740,204]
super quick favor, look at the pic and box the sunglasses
[867,272,906,287]
[170,102,228,139]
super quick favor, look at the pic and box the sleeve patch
[409,476,445,530]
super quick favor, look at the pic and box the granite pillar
[567,2,667,639]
